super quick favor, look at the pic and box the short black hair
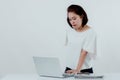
[67,4,88,28]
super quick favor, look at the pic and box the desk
[1,73,120,80]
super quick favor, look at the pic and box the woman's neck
[75,25,90,32]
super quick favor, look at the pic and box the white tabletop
[1,73,120,80]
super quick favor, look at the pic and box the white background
[0,0,120,75]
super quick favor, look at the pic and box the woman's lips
[72,24,76,26]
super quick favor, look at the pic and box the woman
[65,4,97,74]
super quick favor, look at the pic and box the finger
[66,70,73,73]
[66,70,72,72]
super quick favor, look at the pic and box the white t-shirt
[65,27,97,70]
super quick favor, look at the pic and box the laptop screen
[33,56,64,78]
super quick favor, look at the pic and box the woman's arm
[66,49,87,74]
[76,49,87,71]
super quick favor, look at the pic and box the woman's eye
[69,17,76,21]
[72,17,76,20]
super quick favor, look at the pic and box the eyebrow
[69,16,76,20]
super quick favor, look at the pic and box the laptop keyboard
[64,78,103,80]
[62,73,74,77]
[63,73,104,79]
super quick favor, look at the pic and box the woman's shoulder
[65,25,97,37]
[86,27,97,38]
[86,25,96,33]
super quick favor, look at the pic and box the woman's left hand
[66,69,80,74]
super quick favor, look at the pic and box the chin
[72,26,77,29]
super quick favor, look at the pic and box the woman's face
[68,12,83,30]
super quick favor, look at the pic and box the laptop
[33,56,103,79]
[33,56,66,78]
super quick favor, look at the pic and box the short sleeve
[83,31,97,59]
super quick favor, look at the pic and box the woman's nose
[72,21,75,25]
